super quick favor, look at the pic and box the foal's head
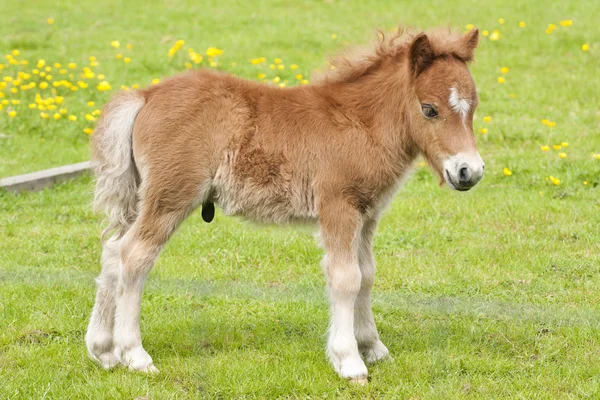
[407,29,484,191]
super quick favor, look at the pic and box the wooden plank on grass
[0,161,92,193]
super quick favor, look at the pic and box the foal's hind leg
[85,236,122,369]
[320,198,368,383]
[355,217,390,364]
[112,205,191,372]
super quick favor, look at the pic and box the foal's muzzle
[443,153,485,191]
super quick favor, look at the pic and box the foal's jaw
[442,152,485,191]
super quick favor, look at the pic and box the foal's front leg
[320,199,368,383]
[355,217,390,363]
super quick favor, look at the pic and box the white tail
[91,91,145,241]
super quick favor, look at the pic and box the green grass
[1,0,600,398]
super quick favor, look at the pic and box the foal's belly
[211,149,318,224]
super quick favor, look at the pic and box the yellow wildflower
[124,57,131,64]
[257,73,266,79]
[331,33,337,39]
[584,181,588,185]
[83,128,94,135]
[92,109,101,116]
[85,113,96,121]
[205,47,223,57]
[546,24,556,34]
[68,115,77,121]
[547,121,556,128]
[290,64,298,70]
[296,74,303,80]
[561,142,568,147]
[40,112,49,119]
[127,43,133,49]
[277,65,284,70]
[78,81,88,89]
[503,167,512,176]
[8,110,16,118]
[582,44,589,51]
[541,145,550,152]
[96,81,112,91]
[274,58,282,64]
[111,40,120,49]
[53,113,61,120]
[497,76,505,83]
[553,144,562,150]
[269,64,276,70]
[301,80,309,85]
[132,84,139,89]
[68,63,76,69]
[560,20,572,27]
[39,82,48,89]
[152,78,160,85]
[250,58,264,65]
[272,76,281,83]
[29,103,36,109]
[500,67,509,74]
[116,53,123,60]
[519,21,526,28]
[548,176,560,185]
[482,30,489,36]
[483,116,492,123]
[47,18,54,24]
[490,30,500,41]
[466,24,474,30]
[559,152,567,159]
[498,18,505,24]
[97,74,105,80]
[541,119,549,125]
[480,128,488,134]
[185,62,192,69]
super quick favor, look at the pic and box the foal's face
[408,30,484,191]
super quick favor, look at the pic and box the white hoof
[330,350,368,381]
[118,346,158,373]
[361,340,391,364]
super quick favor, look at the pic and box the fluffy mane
[314,27,477,85]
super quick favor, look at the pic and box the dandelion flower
[553,144,562,150]
[301,79,309,85]
[47,18,54,24]
[558,152,567,159]
[480,128,488,134]
[28,103,36,109]
[274,58,282,64]
[272,76,281,83]
[185,62,192,69]
[503,167,512,176]
[152,78,160,85]
[257,73,266,79]
[497,76,505,83]
[205,47,223,57]
[331,33,337,39]
[83,128,93,135]
[39,82,48,89]
[541,119,549,125]
[500,67,509,74]
[111,40,120,49]
[482,30,489,36]
[584,181,588,185]
[582,44,589,51]
[290,64,298,70]
[541,145,550,152]
[548,121,556,127]
[53,113,61,120]
[68,115,77,121]
[40,112,49,119]
[519,21,526,28]
[561,142,568,147]
[277,64,284,70]
[498,18,505,24]
[296,74,303,80]
[96,81,112,91]
[116,53,123,60]
[490,30,500,41]
[466,24,474,30]
[124,57,131,64]
[560,20,572,27]
[546,24,556,34]
[548,176,560,185]
[8,110,16,118]
[127,43,133,49]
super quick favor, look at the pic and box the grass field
[1,0,599,398]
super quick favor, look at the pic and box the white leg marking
[355,219,390,364]
[85,236,121,369]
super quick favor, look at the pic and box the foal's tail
[91,90,145,242]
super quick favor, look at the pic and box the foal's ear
[456,28,479,62]
[409,33,434,77]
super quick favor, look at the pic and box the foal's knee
[324,257,362,299]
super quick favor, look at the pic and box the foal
[86,28,484,383]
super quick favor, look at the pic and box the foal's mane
[314,27,475,85]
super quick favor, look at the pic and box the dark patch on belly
[342,184,376,214]
[235,147,288,186]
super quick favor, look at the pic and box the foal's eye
[421,104,438,119]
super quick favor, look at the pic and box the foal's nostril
[459,167,469,183]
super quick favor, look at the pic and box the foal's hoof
[336,356,368,383]
[118,346,158,374]
[96,351,120,369]
[349,376,368,385]
[361,340,391,364]
[86,330,119,369]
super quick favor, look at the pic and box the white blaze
[449,87,471,123]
